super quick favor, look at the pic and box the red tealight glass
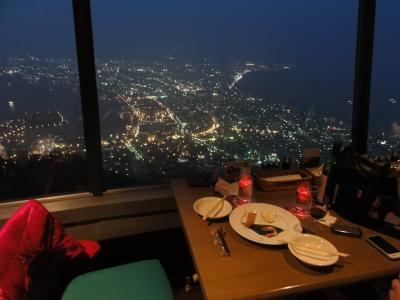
[239,177,252,189]
[288,183,312,219]
[233,175,253,208]
[296,184,312,202]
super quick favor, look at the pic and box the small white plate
[287,234,339,267]
[193,197,233,219]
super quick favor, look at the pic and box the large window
[92,0,358,187]
[2,1,388,201]
[0,0,87,201]
[369,0,400,155]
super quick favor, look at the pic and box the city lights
[0,56,398,184]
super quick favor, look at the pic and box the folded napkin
[214,177,238,197]
[316,210,337,227]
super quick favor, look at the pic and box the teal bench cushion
[61,259,174,300]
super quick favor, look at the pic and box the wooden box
[255,169,312,191]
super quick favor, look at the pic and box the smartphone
[366,235,400,260]
[330,223,362,238]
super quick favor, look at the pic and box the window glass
[92,0,357,187]
[0,0,87,201]
[369,0,400,155]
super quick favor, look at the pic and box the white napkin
[384,212,400,226]
[316,210,337,227]
[214,177,238,197]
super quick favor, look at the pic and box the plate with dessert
[229,203,302,245]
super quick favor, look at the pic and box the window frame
[72,0,104,195]
[352,0,376,154]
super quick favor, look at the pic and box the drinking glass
[288,182,312,219]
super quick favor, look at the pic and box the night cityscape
[0,55,398,199]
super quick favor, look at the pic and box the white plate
[287,234,339,266]
[193,197,233,219]
[229,203,302,245]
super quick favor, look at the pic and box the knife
[217,228,231,256]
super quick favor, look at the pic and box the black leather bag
[328,147,400,238]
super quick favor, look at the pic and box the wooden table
[171,179,400,300]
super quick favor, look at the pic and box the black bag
[328,147,400,239]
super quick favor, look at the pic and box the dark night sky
[0,1,398,68]
[0,0,358,64]
[92,0,358,68]
[0,1,397,63]
[0,0,399,127]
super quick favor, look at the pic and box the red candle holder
[288,183,312,219]
[296,184,312,202]
[233,175,253,208]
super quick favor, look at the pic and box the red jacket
[0,200,100,300]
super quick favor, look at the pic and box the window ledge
[0,185,177,232]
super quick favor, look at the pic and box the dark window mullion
[72,0,104,195]
[352,0,376,154]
